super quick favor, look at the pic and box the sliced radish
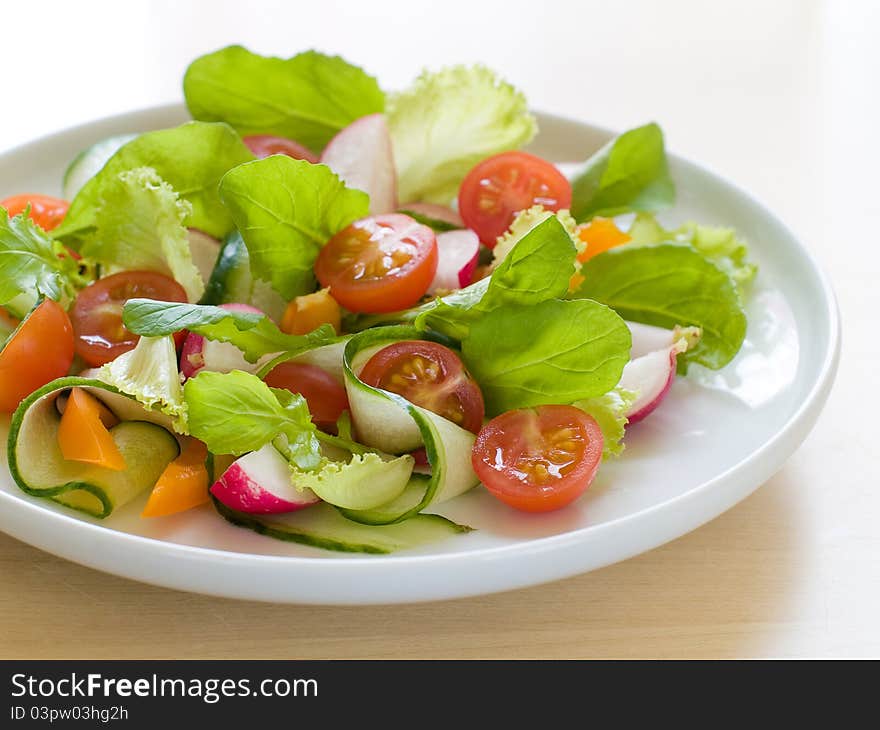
[627,321,684,359]
[210,443,319,514]
[620,328,700,424]
[180,303,264,380]
[398,202,463,229]
[320,114,397,214]
[427,229,480,294]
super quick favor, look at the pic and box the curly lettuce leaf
[573,243,746,370]
[492,205,581,264]
[573,388,635,459]
[219,156,369,299]
[97,335,187,431]
[389,65,537,204]
[569,123,674,222]
[462,298,631,415]
[0,208,88,310]
[122,299,337,363]
[184,46,384,152]
[54,121,254,243]
[628,213,757,297]
[289,452,415,511]
[81,168,204,301]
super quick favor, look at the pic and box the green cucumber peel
[340,326,480,525]
[7,377,180,518]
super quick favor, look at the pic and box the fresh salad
[0,47,756,553]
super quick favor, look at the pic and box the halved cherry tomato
[359,340,484,433]
[0,300,74,412]
[70,271,187,367]
[1,194,70,231]
[243,134,319,163]
[315,214,438,314]
[264,362,350,428]
[458,151,572,246]
[472,405,604,513]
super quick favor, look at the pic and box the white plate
[0,105,839,604]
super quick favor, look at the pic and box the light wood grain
[1,0,877,659]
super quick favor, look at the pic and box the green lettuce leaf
[461,298,631,414]
[81,167,204,301]
[54,121,254,243]
[628,213,757,297]
[184,46,385,152]
[389,65,537,204]
[219,156,369,299]
[573,243,747,370]
[0,208,88,309]
[97,335,187,431]
[122,299,337,363]
[569,123,674,222]
[184,369,321,469]
[573,388,635,459]
[288,452,415,511]
[416,215,577,339]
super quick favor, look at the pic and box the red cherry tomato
[315,214,438,314]
[471,405,604,512]
[359,340,485,433]
[0,300,74,412]
[1,194,70,231]
[458,151,572,246]
[263,362,350,428]
[243,135,319,164]
[70,271,187,367]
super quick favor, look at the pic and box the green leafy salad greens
[0,45,759,550]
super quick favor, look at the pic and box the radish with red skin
[243,134,319,163]
[619,326,701,424]
[626,321,685,359]
[398,202,463,228]
[210,443,320,515]
[427,229,480,294]
[320,114,397,214]
[180,302,265,380]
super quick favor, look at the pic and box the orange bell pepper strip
[576,217,631,263]
[142,439,210,518]
[57,387,125,470]
[281,288,342,336]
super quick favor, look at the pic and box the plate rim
[0,104,841,604]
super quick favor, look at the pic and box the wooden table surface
[1,0,876,658]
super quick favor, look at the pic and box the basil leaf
[54,122,254,243]
[219,156,369,300]
[184,370,320,467]
[122,299,336,363]
[462,298,631,414]
[574,243,747,369]
[569,122,675,222]
[417,215,576,339]
[0,208,85,308]
[184,46,384,152]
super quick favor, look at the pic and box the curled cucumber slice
[341,326,480,525]
[7,377,179,518]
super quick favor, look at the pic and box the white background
[0,0,877,657]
